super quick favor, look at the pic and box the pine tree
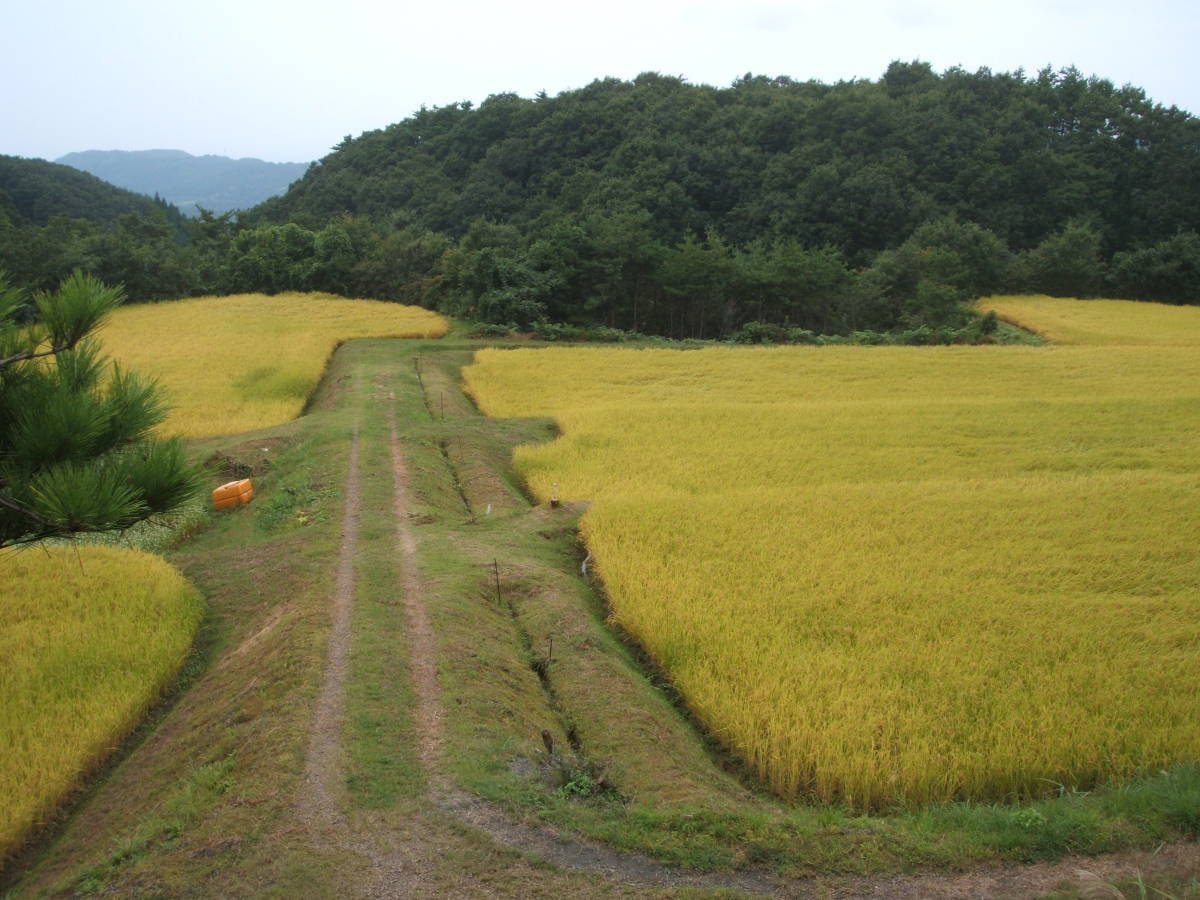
[0,270,201,547]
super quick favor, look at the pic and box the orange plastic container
[212,478,255,510]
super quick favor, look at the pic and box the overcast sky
[4,0,1197,164]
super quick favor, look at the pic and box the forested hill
[4,65,1199,335]
[260,64,1200,258]
[58,149,310,216]
[0,156,185,229]
[0,155,195,302]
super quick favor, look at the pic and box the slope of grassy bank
[0,546,203,864]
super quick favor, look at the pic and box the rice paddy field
[463,297,1200,811]
[0,546,204,862]
[978,294,1200,346]
[99,292,446,437]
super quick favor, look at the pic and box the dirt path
[387,395,448,794]
[293,387,745,896]
[297,424,360,835]
[814,843,1200,899]
[291,414,444,897]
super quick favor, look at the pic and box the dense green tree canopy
[0,155,185,229]
[258,65,1200,257]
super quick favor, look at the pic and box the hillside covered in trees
[0,156,185,229]
[0,156,196,301]
[266,64,1200,253]
[4,64,1200,336]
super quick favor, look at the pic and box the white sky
[3,0,1197,164]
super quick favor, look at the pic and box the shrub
[577,325,629,343]
[531,320,579,341]
[466,322,515,337]
[1111,232,1200,305]
[730,321,791,344]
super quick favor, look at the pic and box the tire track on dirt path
[387,398,448,793]
[297,424,360,835]
[290,413,443,896]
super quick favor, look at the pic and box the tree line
[4,64,1200,337]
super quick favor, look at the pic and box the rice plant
[463,298,1200,810]
[0,545,203,861]
[99,292,446,437]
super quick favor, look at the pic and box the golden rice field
[0,546,203,861]
[463,297,1200,810]
[978,294,1200,346]
[100,292,446,437]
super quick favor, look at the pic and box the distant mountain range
[56,149,310,216]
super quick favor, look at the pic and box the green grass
[343,350,423,809]
[69,751,237,895]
